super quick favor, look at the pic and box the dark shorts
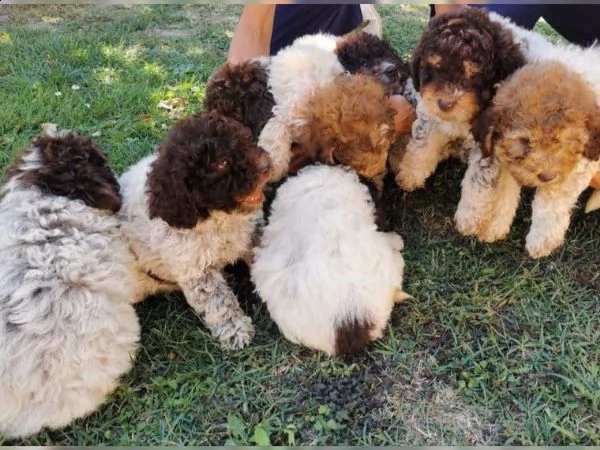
[430,4,600,47]
[269,4,363,55]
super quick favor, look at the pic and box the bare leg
[526,160,599,258]
[180,268,255,350]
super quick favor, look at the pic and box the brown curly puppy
[203,58,274,141]
[464,60,600,258]
[119,110,272,350]
[335,32,410,97]
[411,6,524,123]
[290,73,397,188]
[4,132,121,213]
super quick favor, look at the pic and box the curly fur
[290,73,397,186]
[392,7,539,192]
[203,57,275,141]
[119,110,271,350]
[251,164,406,357]
[0,131,140,438]
[259,31,413,183]
[456,61,600,258]
[335,31,410,96]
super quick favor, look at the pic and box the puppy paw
[454,210,485,237]
[386,232,404,251]
[394,168,427,192]
[477,222,510,243]
[525,231,564,259]
[215,315,255,351]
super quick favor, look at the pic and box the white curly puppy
[259,32,344,181]
[251,164,406,357]
[0,128,140,438]
[118,110,271,351]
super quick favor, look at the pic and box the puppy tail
[585,189,600,213]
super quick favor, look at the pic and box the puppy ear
[409,38,425,91]
[491,24,525,84]
[146,149,209,229]
[471,107,497,159]
[583,107,600,161]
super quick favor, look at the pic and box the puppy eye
[215,159,230,171]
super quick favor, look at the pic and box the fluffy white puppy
[0,129,140,438]
[251,164,406,357]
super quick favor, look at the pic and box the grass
[1,4,599,446]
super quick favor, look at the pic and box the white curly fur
[258,33,345,182]
[0,146,140,438]
[251,164,406,356]
[393,11,554,193]
[455,23,600,258]
[118,155,262,350]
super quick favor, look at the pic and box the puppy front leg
[180,268,255,350]
[478,168,521,242]
[526,161,599,258]
[392,113,452,191]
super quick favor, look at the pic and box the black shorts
[269,4,363,55]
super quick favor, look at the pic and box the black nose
[538,171,557,182]
[437,98,456,112]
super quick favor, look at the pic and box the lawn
[0,4,599,446]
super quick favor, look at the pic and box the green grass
[1,4,599,446]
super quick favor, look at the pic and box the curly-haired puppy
[0,130,140,438]
[335,31,411,98]
[289,73,397,190]
[392,6,537,191]
[462,61,600,258]
[260,31,412,182]
[118,110,271,350]
[251,164,406,357]
[203,57,275,141]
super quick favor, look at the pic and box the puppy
[203,57,275,141]
[118,110,271,350]
[0,129,140,438]
[251,164,406,357]
[392,6,531,191]
[467,61,600,258]
[260,31,413,182]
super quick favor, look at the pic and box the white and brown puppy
[251,164,407,357]
[466,60,600,258]
[0,129,140,438]
[118,110,271,350]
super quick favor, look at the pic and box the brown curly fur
[3,132,121,212]
[472,61,600,188]
[203,60,275,141]
[411,6,525,123]
[335,32,410,96]
[290,73,397,187]
[147,110,271,229]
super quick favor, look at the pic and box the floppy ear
[242,81,274,139]
[409,37,425,92]
[146,150,209,229]
[491,24,525,85]
[583,107,600,161]
[471,106,497,159]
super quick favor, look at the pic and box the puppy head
[472,61,600,187]
[335,32,410,96]
[3,131,121,212]
[147,110,272,229]
[291,73,396,187]
[203,59,275,140]
[412,6,525,123]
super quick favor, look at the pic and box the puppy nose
[538,171,557,182]
[437,98,456,112]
